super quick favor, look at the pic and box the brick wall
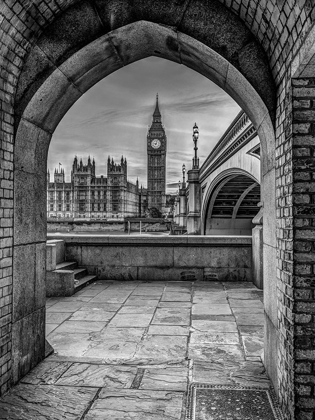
[0,0,315,415]
[290,79,315,419]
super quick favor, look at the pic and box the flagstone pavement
[0,280,270,419]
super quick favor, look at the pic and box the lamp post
[192,123,199,169]
[186,123,201,234]
[182,164,186,188]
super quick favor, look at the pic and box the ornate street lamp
[192,122,199,169]
[182,164,186,188]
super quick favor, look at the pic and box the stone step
[73,267,87,280]
[74,275,97,293]
[56,261,77,271]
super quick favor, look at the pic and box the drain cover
[187,384,283,420]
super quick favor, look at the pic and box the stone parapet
[49,234,253,283]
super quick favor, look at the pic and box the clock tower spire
[147,94,167,212]
[153,93,161,121]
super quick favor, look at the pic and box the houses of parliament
[47,95,169,220]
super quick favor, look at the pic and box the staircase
[46,240,96,297]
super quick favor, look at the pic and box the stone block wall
[59,236,253,283]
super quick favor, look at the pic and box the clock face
[151,139,161,149]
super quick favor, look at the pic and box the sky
[48,57,241,193]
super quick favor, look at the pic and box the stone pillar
[186,169,201,234]
[174,196,180,225]
[178,188,187,227]
[252,204,263,289]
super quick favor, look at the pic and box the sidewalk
[0,280,271,419]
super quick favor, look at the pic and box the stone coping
[47,234,252,247]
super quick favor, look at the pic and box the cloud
[49,56,241,188]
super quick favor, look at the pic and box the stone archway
[1,0,298,412]
[2,2,315,416]
[13,18,277,400]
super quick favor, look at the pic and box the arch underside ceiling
[14,0,277,128]
[1,0,313,101]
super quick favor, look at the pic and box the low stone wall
[48,235,253,282]
[47,221,125,233]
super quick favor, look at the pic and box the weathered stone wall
[56,236,253,282]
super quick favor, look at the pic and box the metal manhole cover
[186,384,284,420]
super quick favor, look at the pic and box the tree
[145,207,162,218]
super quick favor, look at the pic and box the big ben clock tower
[147,94,167,211]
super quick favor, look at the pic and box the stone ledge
[47,234,252,247]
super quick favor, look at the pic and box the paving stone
[134,335,187,363]
[48,332,92,357]
[85,389,184,419]
[161,292,191,302]
[148,325,190,336]
[81,302,122,311]
[232,307,264,314]
[234,313,264,326]
[88,282,113,289]
[53,320,107,334]
[75,288,105,297]
[0,384,98,419]
[46,300,58,308]
[165,281,193,290]
[140,367,188,391]
[47,301,85,312]
[192,304,232,315]
[131,288,164,296]
[192,361,235,385]
[46,324,59,335]
[190,332,240,345]
[21,361,72,385]
[158,301,192,308]
[105,282,139,289]
[191,320,238,333]
[69,309,115,322]
[108,313,154,327]
[46,313,71,324]
[242,335,264,358]
[238,325,264,336]
[56,363,137,388]
[151,308,190,325]
[138,282,166,287]
[223,282,256,289]
[189,343,245,363]
[228,299,263,308]
[192,314,235,321]
[118,306,157,314]
[193,360,270,389]
[194,282,223,290]
[62,296,92,302]
[193,295,228,305]
[89,291,132,303]
[227,291,263,300]
[124,297,160,306]
[84,328,145,362]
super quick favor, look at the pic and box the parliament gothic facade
[47,96,168,219]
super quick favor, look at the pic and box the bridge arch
[201,168,260,235]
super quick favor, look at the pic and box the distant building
[47,95,174,220]
[47,157,147,220]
